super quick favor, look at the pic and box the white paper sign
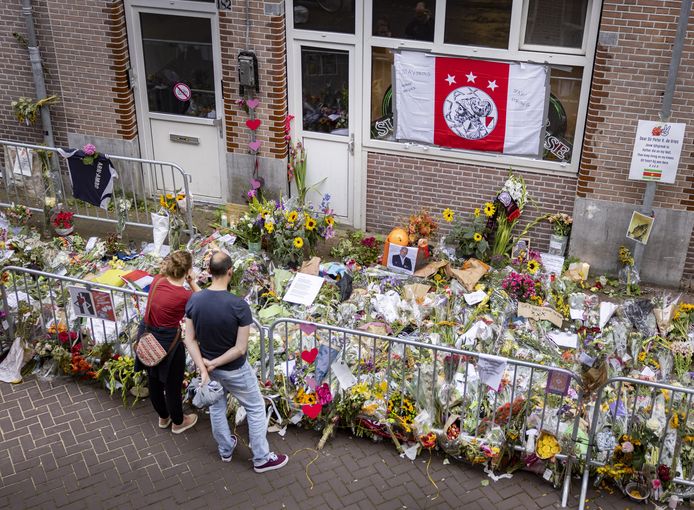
[5,291,29,310]
[331,359,357,389]
[570,308,584,320]
[283,273,324,306]
[0,250,14,261]
[477,354,507,391]
[599,302,619,329]
[218,234,236,245]
[540,253,565,276]
[464,290,487,306]
[548,331,578,349]
[628,120,685,184]
[641,366,656,378]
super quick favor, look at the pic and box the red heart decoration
[301,404,322,419]
[300,348,318,364]
[246,119,261,131]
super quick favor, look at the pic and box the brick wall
[365,152,577,252]
[220,1,287,159]
[579,0,694,283]
[0,0,134,147]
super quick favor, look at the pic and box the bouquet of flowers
[447,206,490,260]
[5,203,32,227]
[158,191,186,250]
[407,209,438,245]
[51,211,74,230]
[547,213,573,237]
[81,143,99,165]
[330,230,382,266]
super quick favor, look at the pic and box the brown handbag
[135,277,182,367]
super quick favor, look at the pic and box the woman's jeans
[209,361,270,465]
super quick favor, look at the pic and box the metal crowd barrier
[0,139,194,235]
[579,377,694,510]
[0,266,265,365]
[267,318,585,508]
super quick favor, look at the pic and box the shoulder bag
[135,277,182,367]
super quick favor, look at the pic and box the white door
[290,43,356,223]
[127,5,226,203]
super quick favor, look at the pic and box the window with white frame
[366,0,599,169]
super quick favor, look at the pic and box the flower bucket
[54,226,74,237]
[248,241,261,253]
[548,234,568,256]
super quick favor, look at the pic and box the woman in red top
[138,250,202,433]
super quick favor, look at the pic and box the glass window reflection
[372,0,435,42]
[301,47,349,135]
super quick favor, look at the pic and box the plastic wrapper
[0,337,27,383]
[623,299,657,338]
[372,290,401,324]
[150,211,169,256]
[618,265,640,287]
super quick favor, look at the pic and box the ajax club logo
[443,86,497,140]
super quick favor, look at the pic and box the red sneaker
[253,453,288,473]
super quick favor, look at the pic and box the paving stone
[0,377,636,510]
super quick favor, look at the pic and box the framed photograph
[511,238,530,260]
[626,211,654,245]
[386,243,417,275]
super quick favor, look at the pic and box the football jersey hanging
[58,149,117,209]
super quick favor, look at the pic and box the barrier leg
[577,466,590,510]
[561,457,572,507]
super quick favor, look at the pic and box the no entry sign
[172,82,192,102]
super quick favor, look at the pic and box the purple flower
[247,189,257,199]
[83,143,96,155]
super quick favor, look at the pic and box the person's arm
[186,270,202,292]
[204,325,250,371]
[183,318,209,384]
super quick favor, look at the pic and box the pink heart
[246,98,260,110]
[301,404,322,419]
[250,178,262,189]
[305,376,317,390]
[248,140,262,152]
[299,323,317,336]
[246,119,261,131]
[301,348,318,364]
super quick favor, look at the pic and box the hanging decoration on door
[237,96,265,202]
[172,82,192,102]
[393,51,548,156]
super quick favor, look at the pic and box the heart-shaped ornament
[246,119,261,131]
[246,98,260,110]
[248,140,262,152]
[299,323,317,336]
[300,347,318,364]
[301,403,322,419]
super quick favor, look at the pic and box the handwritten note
[283,273,324,306]
[477,355,507,391]
[540,253,565,276]
[464,290,487,306]
[517,302,564,327]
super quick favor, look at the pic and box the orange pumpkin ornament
[386,227,409,246]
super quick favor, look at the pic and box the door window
[140,13,217,118]
[301,47,349,135]
[293,0,355,34]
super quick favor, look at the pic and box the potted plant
[547,213,573,256]
[231,213,263,252]
[51,209,75,236]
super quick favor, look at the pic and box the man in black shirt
[185,252,288,472]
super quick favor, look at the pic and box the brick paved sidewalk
[0,377,634,510]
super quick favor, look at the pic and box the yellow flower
[260,209,270,220]
[474,208,481,218]
[293,237,304,249]
[442,208,454,222]
[637,351,647,362]
[473,232,482,242]
[264,222,275,233]
[176,193,185,201]
[159,196,167,207]
[286,211,298,223]
[166,193,174,200]
[527,260,540,274]
[305,216,317,231]
[434,274,443,282]
[325,216,334,227]
[484,202,496,217]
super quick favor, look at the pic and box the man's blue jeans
[209,361,270,465]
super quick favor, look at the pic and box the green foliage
[11,95,60,125]
[330,230,382,266]
[447,214,490,261]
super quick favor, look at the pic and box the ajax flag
[394,52,548,156]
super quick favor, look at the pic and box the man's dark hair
[209,251,232,277]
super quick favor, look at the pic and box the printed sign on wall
[628,120,685,184]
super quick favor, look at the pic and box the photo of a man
[387,244,417,275]
[391,246,413,271]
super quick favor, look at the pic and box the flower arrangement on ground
[51,210,74,231]
[330,230,382,267]
[5,203,32,228]
[158,191,186,250]
[446,206,490,260]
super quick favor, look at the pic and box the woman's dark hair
[162,250,192,279]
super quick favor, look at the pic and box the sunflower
[293,237,304,249]
[442,208,454,222]
[325,216,334,226]
[527,260,540,274]
[286,210,298,223]
[473,232,483,242]
[260,209,271,220]
[159,195,167,208]
[165,193,174,200]
[433,274,443,282]
[484,202,496,217]
[176,193,185,201]
[474,208,481,218]
[264,222,275,234]
[305,216,317,231]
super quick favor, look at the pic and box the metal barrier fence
[267,318,585,508]
[579,377,694,510]
[0,139,194,235]
[0,266,265,366]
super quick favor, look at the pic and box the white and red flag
[394,51,548,156]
